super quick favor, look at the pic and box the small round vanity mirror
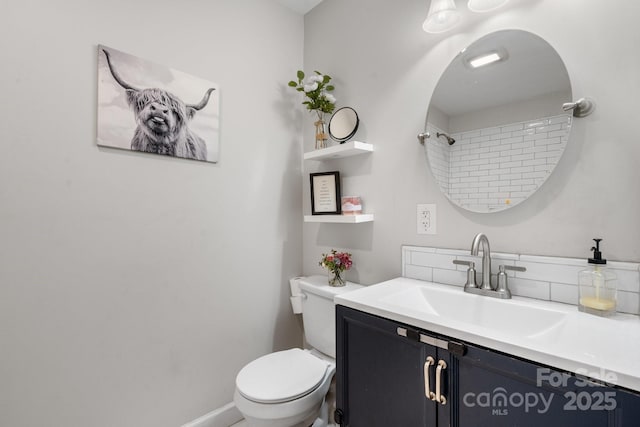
[423,30,572,213]
[329,107,359,143]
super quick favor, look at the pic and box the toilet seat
[236,349,329,404]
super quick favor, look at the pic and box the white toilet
[234,276,362,427]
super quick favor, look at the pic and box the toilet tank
[298,276,363,358]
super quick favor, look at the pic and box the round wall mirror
[329,107,359,143]
[423,30,572,213]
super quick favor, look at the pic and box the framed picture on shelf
[310,171,341,215]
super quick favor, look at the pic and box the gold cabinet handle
[435,359,447,405]
[424,356,436,400]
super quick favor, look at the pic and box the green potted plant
[288,70,336,149]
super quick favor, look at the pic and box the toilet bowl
[234,348,335,427]
[233,276,362,427]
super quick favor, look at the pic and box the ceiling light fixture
[469,52,502,68]
[467,0,510,13]
[422,0,461,34]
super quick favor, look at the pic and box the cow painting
[97,45,220,162]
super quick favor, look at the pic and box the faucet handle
[453,259,475,268]
[453,260,477,289]
[495,265,526,298]
[501,265,526,273]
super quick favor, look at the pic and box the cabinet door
[452,342,640,426]
[336,306,437,426]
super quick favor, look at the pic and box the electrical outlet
[417,204,437,235]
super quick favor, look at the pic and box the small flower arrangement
[319,249,353,286]
[288,70,336,121]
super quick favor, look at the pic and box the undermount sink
[381,284,567,337]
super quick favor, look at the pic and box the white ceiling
[275,0,323,15]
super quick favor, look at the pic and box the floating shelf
[303,141,373,161]
[304,214,374,224]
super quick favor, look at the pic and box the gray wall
[302,0,640,284]
[0,1,304,426]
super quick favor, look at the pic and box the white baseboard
[181,402,242,427]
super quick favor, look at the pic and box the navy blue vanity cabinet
[335,305,640,427]
[455,343,640,426]
[335,306,451,426]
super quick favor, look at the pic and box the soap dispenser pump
[578,238,617,316]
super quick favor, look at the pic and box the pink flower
[319,249,353,273]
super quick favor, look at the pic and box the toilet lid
[236,348,329,404]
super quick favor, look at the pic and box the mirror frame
[329,107,359,143]
[424,29,573,213]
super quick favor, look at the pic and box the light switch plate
[417,204,437,235]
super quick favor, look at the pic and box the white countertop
[335,277,640,392]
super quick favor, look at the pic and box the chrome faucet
[452,233,526,299]
[471,233,492,290]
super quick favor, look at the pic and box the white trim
[181,402,242,427]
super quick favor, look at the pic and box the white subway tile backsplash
[617,290,640,315]
[607,260,640,271]
[522,171,547,180]
[500,171,523,179]
[525,119,548,128]
[515,261,584,284]
[511,139,533,148]
[509,278,550,300]
[408,245,436,254]
[501,123,523,133]
[503,136,524,145]
[404,264,433,282]
[461,130,482,139]
[549,115,571,125]
[412,251,457,269]
[511,167,535,174]
[469,159,489,167]
[434,248,469,256]
[470,135,491,144]
[500,161,523,168]
[512,179,534,186]
[401,246,640,315]
[433,268,467,287]
[531,132,550,140]
[523,158,547,166]
[511,154,535,162]
[538,123,562,132]
[487,253,516,262]
[548,129,568,138]
[510,191,531,198]
[481,127,502,136]
[550,282,579,305]
[611,268,640,292]
[535,150,563,159]
[442,114,570,211]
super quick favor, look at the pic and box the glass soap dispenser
[578,238,617,317]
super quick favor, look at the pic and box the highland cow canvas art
[97,45,220,163]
